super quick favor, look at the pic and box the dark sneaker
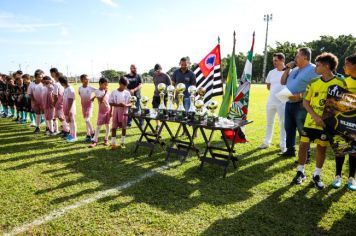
[279,151,296,158]
[34,127,40,134]
[312,175,325,190]
[292,171,306,185]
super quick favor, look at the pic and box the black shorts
[301,128,330,147]
[7,97,15,107]
[152,96,167,109]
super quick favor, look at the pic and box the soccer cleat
[292,171,306,185]
[121,143,126,149]
[83,135,92,142]
[346,177,356,191]
[49,131,56,136]
[312,175,325,190]
[111,144,119,150]
[64,134,73,140]
[332,175,342,189]
[88,142,97,148]
[259,143,269,149]
[34,127,40,134]
[279,151,296,158]
[30,121,36,127]
[66,136,77,143]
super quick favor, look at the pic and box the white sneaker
[280,146,287,153]
[259,143,269,149]
[30,122,36,127]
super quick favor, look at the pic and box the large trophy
[176,83,186,120]
[166,85,176,118]
[157,83,167,118]
[187,85,197,121]
[140,96,150,116]
[207,100,219,126]
[193,87,207,123]
[129,96,138,115]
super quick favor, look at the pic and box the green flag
[218,41,237,118]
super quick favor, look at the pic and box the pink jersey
[42,84,54,110]
[63,86,76,115]
[109,90,130,129]
[28,82,44,104]
[95,89,110,114]
[53,82,64,110]
[79,86,96,112]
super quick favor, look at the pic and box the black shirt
[125,73,142,98]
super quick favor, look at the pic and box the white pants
[263,102,286,150]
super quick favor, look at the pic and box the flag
[194,44,223,103]
[231,32,255,119]
[218,42,237,117]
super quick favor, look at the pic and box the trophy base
[158,109,167,119]
[129,108,139,115]
[142,108,150,116]
[176,110,187,121]
[193,114,205,124]
[207,116,219,126]
[187,111,195,121]
[167,109,176,118]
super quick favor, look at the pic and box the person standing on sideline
[259,53,287,152]
[125,64,143,128]
[172,57,196,110]
[152,64,171,131]
[280,47,318,162]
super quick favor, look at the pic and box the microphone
[283,61,296,71]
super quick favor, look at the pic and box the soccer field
[0,84,355,235]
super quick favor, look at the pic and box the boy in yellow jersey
[292,53,347,190]
[332,53,356,191]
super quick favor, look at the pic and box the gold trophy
[194,99,205,123]
[141,96,150,116]
[207,100,219,126]
[167,85,176,118]
[157,83,167,118]
[129,96,138,114]
[176,83,186,120]
[187,85,197,121]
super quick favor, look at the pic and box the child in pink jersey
[78,74,96,142]
[109,77,131,150]
[28,69,44,134]
[42,76,55,135]
[59,75,77,142]
[89,78,111,148]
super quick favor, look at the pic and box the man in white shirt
[259,53,286,152]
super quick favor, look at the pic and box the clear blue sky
[0,0,355,77]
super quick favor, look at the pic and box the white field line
[4,165,172,236]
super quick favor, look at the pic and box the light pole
[262,13,272,83]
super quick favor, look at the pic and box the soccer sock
[4,106,8,115]
[121,135,126,144]
[297,165,305,174]
[349,155,356,178]
[54,119,58,132]
[314,167,321,177]
[35,114,41,128]
[105,124,110,141]
[85,118,93,136]
[48,119,54,132]
[335,156,345,176]
[93,125,101,143]
[111,137,116,145]
[40,114,45,124]
[10,108,15,116]
[62,121,70,132]
[23,112,28,121]
[30,112,35,122]
[70,121,77,138]
[0,104,3,113]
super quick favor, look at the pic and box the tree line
[101,34,355,84]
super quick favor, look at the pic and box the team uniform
[53,82,65,120]
[344,76,356,93]
[79,86,96,139]
[63,85,77,141]
[28,82,44,113]
[109,90,130,130]
[301,76,347,146]
[7,83,17,117]
[42,83,55,133]
[0,80,7,116]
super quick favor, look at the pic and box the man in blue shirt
[280,47,318,160]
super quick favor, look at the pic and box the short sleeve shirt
[125,74,143,98]
[172,69,196,97]
[286,63,318,97]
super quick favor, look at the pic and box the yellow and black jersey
[304,76,346,130]
[344,76,356,94]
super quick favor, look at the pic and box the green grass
[0,84,355,235]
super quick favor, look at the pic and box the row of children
[0,69,132,149]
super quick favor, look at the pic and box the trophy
[129,96,138,115]
[207,100,219,126]
[141,96,150,116]
[187,85,197,121]
[194,99,205,123]
[157,83,167,118]
[176,83,186,120]
[166,85,176,118]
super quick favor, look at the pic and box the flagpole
[218,36,224,82]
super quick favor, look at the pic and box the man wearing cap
[125,64,143,128]
[152,64,171,130]
[172,57,196,110]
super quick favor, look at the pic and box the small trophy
[176,83,186,120]
[194,99,205,123]
[187,85,197,121]
[167,85,176,118]
[141,96,150,116]
[129,96,138,115]
[157,83,167,118]
[207,100,219,126]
